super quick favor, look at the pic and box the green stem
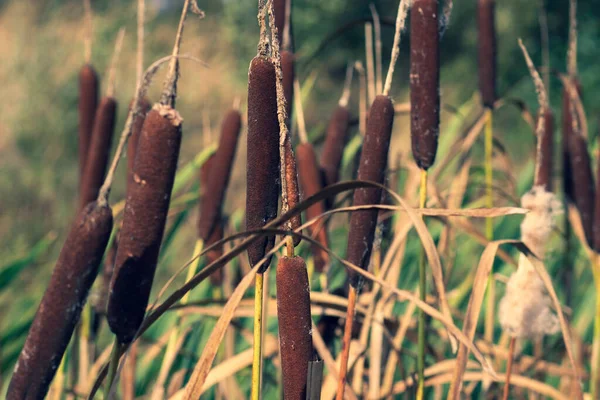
[417,169,428,400]
[251,273,265,400]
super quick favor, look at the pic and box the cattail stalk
[502,337,517,400]
[410,0,439,396]
[337,3,409,399]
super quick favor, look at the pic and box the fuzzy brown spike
[198,109,242,241]
[78,64,99,189]
[535,108,554,191]
[276,256,314,399]
[284,138,302,247]
[347,95,394,287]
[246,56,280,271]
[320,106,351,187]
[126,97,151,192]
[207,221,225,285]
[410,0,440,171]
[80,96,118,210]
[8,202,113,400]
[567,132,595,247]
[107,105,182,344]
[296,142,330,272]
[477,0,497,108]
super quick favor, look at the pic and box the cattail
[346,95,394,287]
[296,142,330,272]
[79,97,118,210]
[535,108,554,191]
[107,105,182,344]
[276,256,314,400]
[273,0,291,49]
[562,80,582,201]
[78,64,99,187]
[284,138,302,247]
[567,131,594,247]
[477,0,497,108]
[320,106,351,187]
[246,56,281,271]
[106,0,198,343]
[8,202,113,400]
[126,97,151,191]
[197,109,242,242]
[410,0,440,170]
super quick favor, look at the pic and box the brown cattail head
[594,146,600,252]
[126,97,151,192]
[80,96,117,210]
[207,221,225,286]
[347,95,394,287]
[410,0,440,171]
[477,0,497,108]
[534,108,554,191]
[107,105,182,344]
[320,106,351,187]
[79,64,99,188]
[276,256,314,399]
[284,138,302,247]
[273,0,289,48]
[296,142,330,272]
[246,56,281,272]
[567,132,595,247]
[8,202,112,400]
[562,79,582,202]
[198,109,242,242]
[281,51,295,120]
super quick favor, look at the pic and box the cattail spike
[320,105,351,188]
[410,0,440,170]
[78,64,99,191]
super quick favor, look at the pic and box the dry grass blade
[449,240,509,399]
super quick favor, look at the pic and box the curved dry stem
[160,0,205,108]
[518,39,548,185]
[339,62,354,107]
[105,28,126,98]
[354,61,367,136]
[83,0,92,64]
[383,0,410,96]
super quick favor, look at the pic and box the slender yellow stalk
[252,273,265,400]
[105,339,121,398]
[484,109,494,239]
[416,169,428,400]
[182,239,205,305]
[50,355,66,400]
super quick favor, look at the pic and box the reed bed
[6,1,600,399]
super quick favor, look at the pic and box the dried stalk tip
[499,188,561,339]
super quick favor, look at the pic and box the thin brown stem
[336,285,358,400]
[136,0,145,88]
[105,28,126,99]
[160,0,204,108]
[502,337,517,400]
[369,4,383,95]
[83,0,92,64]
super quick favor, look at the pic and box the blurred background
[1,0,599,387]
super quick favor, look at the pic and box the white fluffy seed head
[499,186,561,339]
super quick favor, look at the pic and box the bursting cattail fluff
[246,56,281,271]
[8,202,113,400]
[276,256,314,399]
[499,187,561,338]
[477,0,497,108]
[410,0,440,170]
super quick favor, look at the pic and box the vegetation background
[1,0,599,396]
